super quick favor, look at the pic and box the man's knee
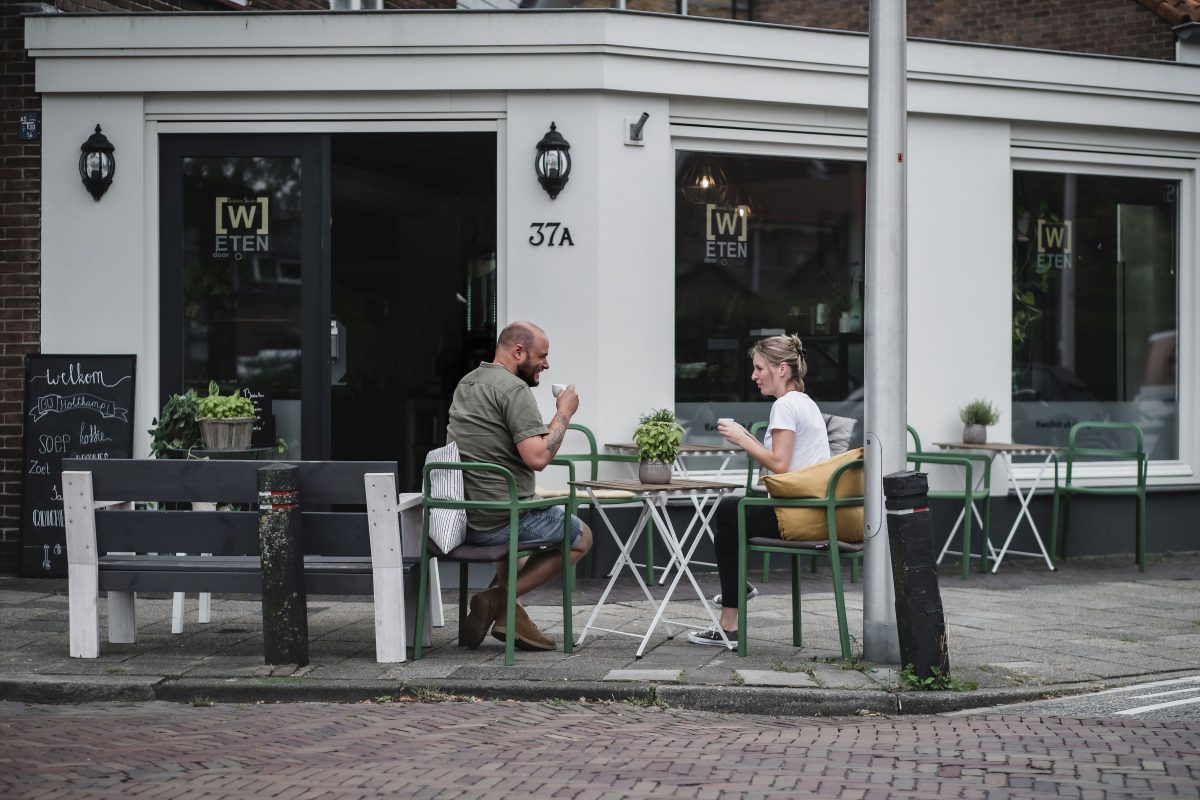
[573,522,593,554]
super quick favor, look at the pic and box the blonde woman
[688,334,830,646]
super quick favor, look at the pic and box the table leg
[575,493,664,647]
[634,493,728,657]
[656,490,720,586]
[990,452,1057,573]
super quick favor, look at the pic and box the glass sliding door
[160,135,327,459]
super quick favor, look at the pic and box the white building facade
[26,9,1199,555]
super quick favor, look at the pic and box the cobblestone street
[2,700,1197,799]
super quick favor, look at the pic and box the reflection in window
[1012,171,1178,459]
[675,151,866,446]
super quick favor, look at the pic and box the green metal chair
[907,425,993,579]
[1050,421,1147,572]
[735,457,864,660]
[749,421,858,585]
[413,461,576,666]
[548,423,641,579]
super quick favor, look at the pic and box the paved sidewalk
[1,552,1197,714]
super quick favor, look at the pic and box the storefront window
[181,156,304,453]
[675,151,866,451]
[1012,171,1178,459]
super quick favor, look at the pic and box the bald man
[446,321,593,651]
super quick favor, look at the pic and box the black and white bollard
[257,463,309,667]
[883,470,950,680]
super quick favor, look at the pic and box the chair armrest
[907,451,990,491]
[423,460,570,511]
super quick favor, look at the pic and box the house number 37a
[529,222,575,247]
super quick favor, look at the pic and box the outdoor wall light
[79,124,115,201]
[534,122,571,199]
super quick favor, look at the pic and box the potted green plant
[633,408,684,484]
[148,388,202,458]
[959,398,1000,445]
[196,380,257,450]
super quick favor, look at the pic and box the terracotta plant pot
[638,460,672,485]
[197,417,254,450]
[962,423,987,445]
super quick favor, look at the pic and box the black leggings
[712,494,781,608]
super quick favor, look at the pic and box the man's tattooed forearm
[546,413,569,457]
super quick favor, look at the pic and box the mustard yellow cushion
[761,447,865,542]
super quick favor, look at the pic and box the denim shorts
[467,505,583,549]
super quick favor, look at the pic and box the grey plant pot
[962,423,987,444]
[638,460,673,485]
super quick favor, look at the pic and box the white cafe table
[933,441,1062,573]
[572,477,738,656]
[604,442,743,585]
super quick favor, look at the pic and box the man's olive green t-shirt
[446,362,548,530]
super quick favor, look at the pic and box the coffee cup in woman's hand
[716,417,742,443]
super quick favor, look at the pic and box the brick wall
[754,0,1175,60]
[0,4,42,574]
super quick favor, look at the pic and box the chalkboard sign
[20,354,136,577]
[240,386,275,447]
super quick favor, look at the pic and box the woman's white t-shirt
[763,391,830,474]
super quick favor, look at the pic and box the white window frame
[1010,147,1197,487]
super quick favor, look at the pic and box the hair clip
[797,348,807,358]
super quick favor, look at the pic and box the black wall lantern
[534,122,571,199]
[79,124,115,201]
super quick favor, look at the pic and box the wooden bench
[63,458,429,663]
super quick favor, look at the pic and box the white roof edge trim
[23,11,1198,100]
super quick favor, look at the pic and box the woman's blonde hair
[749,334,808,392]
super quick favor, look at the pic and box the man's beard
[515,358,540,388]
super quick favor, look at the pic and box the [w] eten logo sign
[704,203,749,265]
[1036,218,1072,270]
[213,196,270,260]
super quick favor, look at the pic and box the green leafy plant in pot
[196,381,256,450]
[959,398,1000,445]
[148,389,202,458]
[633,408,684,484]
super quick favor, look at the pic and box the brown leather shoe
[461,587,503,650]
[491,604,556,651]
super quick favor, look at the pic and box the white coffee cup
[552,383,567,398]
[717,417,734,426]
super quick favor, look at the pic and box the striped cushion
[425,442,467,553]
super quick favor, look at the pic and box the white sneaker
[710,583,759,606]
[686,626,738,647]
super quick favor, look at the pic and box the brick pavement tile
[3,703,1200,799]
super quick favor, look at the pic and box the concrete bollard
[257,463,309,667]
[883,470,950,680]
